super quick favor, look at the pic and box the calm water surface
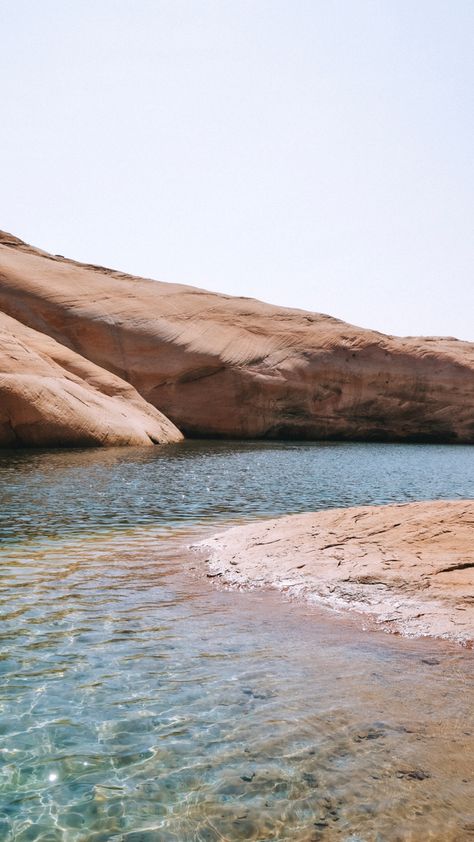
[1,441,473,841]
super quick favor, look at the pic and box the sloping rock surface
[0,230,473,441]
[0,310,183,447]
[197,500,474,643]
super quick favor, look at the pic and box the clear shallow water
[0,441,473,841]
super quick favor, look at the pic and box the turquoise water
[1,442,473,841]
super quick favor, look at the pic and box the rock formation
[0,230,473,444]
[196,500,474,644]
[0,310,182,447]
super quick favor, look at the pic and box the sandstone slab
[197,500,474,644]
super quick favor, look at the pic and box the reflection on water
[0,442,473,840]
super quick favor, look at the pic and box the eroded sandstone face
[0,310,183,448]
[0,230,473,443]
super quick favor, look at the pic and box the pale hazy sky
[1,1,473,339]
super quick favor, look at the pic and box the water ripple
[0,443,473,840]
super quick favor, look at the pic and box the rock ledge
[196,500,474,644]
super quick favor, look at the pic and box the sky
[1,0,473,340]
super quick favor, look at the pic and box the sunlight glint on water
[0,441,473,841]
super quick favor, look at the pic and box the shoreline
[193,500,474,646]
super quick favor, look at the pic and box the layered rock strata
[0,230,473,442]
[196,500,474,644]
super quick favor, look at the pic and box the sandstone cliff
[0,310,182,447]
[0,230,473,443]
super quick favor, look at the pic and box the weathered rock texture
[1,230,473,442]
[197,500,474,644]
[0,310,182,447]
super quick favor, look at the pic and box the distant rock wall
[0,230,473,445]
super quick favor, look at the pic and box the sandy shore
[195,500,474,645]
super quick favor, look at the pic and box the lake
[1,441,473,841]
